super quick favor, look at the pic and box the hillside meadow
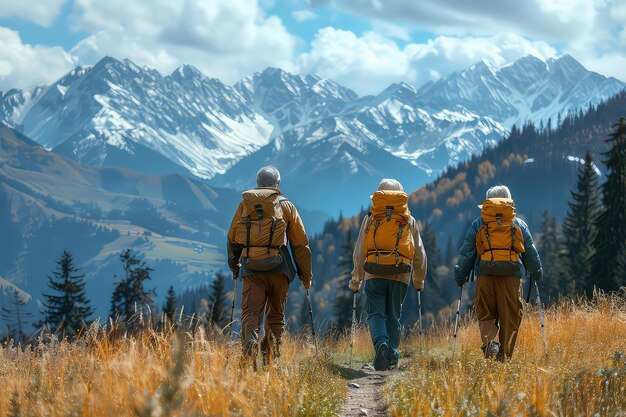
[0,292,624,417]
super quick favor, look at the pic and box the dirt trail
[339,364,390,417]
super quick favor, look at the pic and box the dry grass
[387,293,626,416]
[1,294,624,417]
[0,327,345,417]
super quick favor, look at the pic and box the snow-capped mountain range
[1,54,623,213]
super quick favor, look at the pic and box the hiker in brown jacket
[227,166,312,364]
[349,179,427,370]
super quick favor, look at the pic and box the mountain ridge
[1,54,623,215]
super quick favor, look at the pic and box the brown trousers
[474,275,523,360]
[240,273,290,360]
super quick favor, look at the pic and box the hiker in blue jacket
[454,185,543,360]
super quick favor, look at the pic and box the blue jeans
[365,278,409,363]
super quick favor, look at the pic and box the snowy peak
[417,53,625,128]
[170,64,205,81]
[235,67,360,132]
[0,53,623,202]
[370,82,418,106]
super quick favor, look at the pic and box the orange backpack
[233,189,287,271]
[475,198,525,276]
[363,190,415,276]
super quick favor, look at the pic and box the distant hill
[0,124,242,319]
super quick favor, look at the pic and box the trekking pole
[452,285,463,357]
[534,281,549,356]
[349,291,357,368]
[229,278,238,334]
[306,289,318,353]
[417,290,423,354]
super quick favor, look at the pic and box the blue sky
[0,0,624,94]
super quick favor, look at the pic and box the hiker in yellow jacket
[227,166,313,365]
[349,179,427,370]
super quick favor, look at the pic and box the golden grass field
[0,293,624,417]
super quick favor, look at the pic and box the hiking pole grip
[306,289,318,353]
[452,285,463,357]
[349,291,357,368]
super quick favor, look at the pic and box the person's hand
[414,280,424,292]
[232,270,239,281]
[531,269,543,282]
[302,279,312,290]
[348,280,361,292]
[455,275,467,288]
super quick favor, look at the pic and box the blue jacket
[454,217,543,281]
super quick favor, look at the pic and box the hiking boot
[374,343,390,371]
[388,350,400,370]
[485,341,501,359]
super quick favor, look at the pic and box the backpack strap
[245,217,251,258]
[393,222,405,267]
[254,204,263,234]
[267,218,276,253]
[484,223,494,262]
[386,206,393,222]
[510,225,516,260]
[372,220,381,264]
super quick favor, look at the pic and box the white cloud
[297,28,414,95]
[292,10,318,22]
[320,0,591,42]
[0,27,77,90]
[405,34,557,84]
[69,0,297,84]
[297,28,557,95]
[0,0,67,27]
[370,21,411,41]
[321,0,626,83]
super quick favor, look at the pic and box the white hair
[378,178,404,191]
[256,166,281,188]
[486,185,512,199]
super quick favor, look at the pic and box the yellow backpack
[363,190,415,276]
[475,198,525,276]
[233,189,287,271]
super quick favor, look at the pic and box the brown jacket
[227,188,313,284]
[351,215,427,289]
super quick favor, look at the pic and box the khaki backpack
[233,188,287,271]
[363,190,415,276]
[475,198,525,276]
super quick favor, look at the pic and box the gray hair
[378,178,404,191]
[486,185,512,199]
[256,166,281,188]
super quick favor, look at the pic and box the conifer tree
[334,231,355,332]
[40,251,92,337]
[562,152,600,296]
[209,271,228,327]
[2,289,32,342]
[163,285,177,325]
[538,211,566,301]
[589,119,626,293]
[445,235,455,267]
[417,223,446,318]
[110,249,155,323]
[298,296,310,332]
